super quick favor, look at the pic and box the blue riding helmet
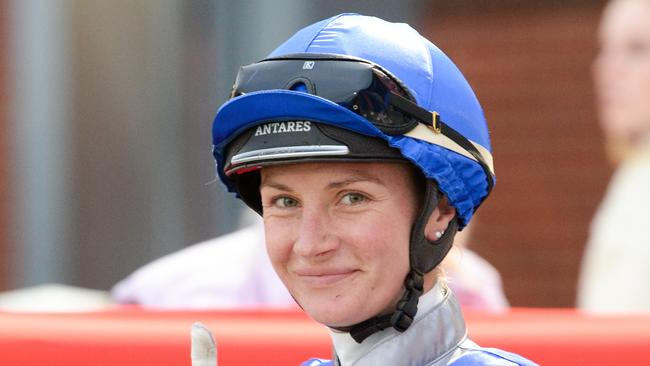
[211,13,495,342]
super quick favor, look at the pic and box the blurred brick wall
[0,0,9,290]
[421,2,610,307]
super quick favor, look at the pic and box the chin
[311,310,368,328]
[300,294,374,327]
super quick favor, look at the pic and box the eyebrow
[326,174,384,189]
[260,181,294,192]
[261,172,384,192]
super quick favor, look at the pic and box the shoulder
[450,348,538,366]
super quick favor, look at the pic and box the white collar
[328,281,467,366]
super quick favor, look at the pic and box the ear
[424,196,457,242]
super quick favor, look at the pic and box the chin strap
[389,271,424,332]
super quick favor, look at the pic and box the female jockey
[209,14,537,366]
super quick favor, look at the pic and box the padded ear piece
[409,181,459,274]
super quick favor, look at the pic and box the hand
[191,322,217,366]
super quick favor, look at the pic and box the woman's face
[260,162,419,327]
[593,0,650,143]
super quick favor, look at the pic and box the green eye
[341,193,366,205]
[276,196,298,208]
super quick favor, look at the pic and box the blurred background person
[442,225,509,311]
[112,219,296,309]
[578,0,650,313]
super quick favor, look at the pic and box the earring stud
[435,231,444,239]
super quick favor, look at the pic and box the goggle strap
[387,92,433,125]
[387,92,495,194]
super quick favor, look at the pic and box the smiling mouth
[296,270,359,287]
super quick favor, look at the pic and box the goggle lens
[231,55,417,135]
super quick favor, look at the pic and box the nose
[292,207,340,260]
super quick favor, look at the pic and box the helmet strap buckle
[390,270,424,332]
[429,111,442,134]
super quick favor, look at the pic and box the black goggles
[230,53,494,194]
[231,53,426,135]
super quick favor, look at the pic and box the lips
[293,268,359,287]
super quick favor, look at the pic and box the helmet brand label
[302,61,315,70]
[254,121,312,136]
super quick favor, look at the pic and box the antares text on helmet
[254,121,312,136]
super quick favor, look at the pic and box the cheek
[263,217,293,275]
[363,223,411,313]
[354,212,411,283]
